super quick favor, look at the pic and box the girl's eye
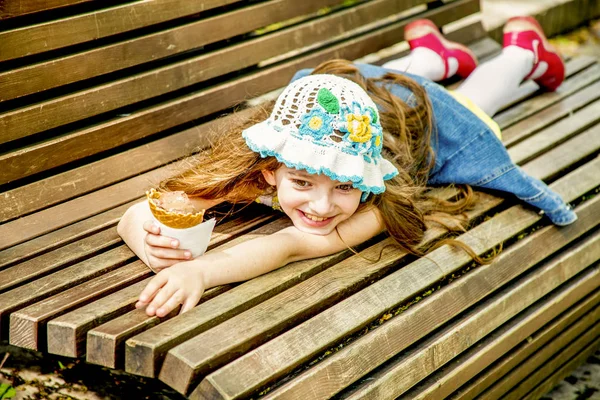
[292,179,311,188]
[337,184,353,192]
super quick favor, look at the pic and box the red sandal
[404,19,478,79]
[503,16,565,91]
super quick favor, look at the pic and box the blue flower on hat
[299,107,334,140]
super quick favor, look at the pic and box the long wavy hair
[161,59,486,262]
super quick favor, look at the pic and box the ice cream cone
[146,188,205,229]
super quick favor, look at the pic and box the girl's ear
[261,170,277,186]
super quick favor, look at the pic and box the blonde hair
[162,60,488,263]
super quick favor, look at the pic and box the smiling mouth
[299,210,333,225]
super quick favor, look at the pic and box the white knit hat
[242,74,398,200]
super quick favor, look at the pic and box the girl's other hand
[135,261,206,317]
[143,220,192,272]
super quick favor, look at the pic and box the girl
[118,16,576,318]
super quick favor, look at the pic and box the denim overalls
[291,63,577,226]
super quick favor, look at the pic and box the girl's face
[262,165,362,235]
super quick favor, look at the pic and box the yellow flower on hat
[347,114,372,143]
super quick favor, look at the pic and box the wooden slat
[0,0,360,102]
[0,0,96,19]
[502,326,600,400]
[0,0,444,146]
[503,80,600,147]
[337,243,600,400]
[0,227,122,292]
[0,0,480,184]
[195,195,600,400]
[409,290,600,400]
[47,278,150,358]
[521,124,600,181]
[9,261,150,350]
[508,98,600,165]
[495,61,600,129]
[89,217,345,371]
[476,308,600,399]
[0,200,135,268]
[0,246,135,339]
[117,189,472,376]
[0,0,244,62]
[520,336,600,400]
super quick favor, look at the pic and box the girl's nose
[309,193,334,216]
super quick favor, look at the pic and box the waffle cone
[146,188,205,229]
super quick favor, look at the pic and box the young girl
[118,16,576,318]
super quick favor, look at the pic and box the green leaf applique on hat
[317,88,340,114]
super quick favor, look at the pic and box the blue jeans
[291,63,577,226]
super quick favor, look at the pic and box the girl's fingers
[138,274,169,304]
[145,232,180,249]
[146,246,191,260]
[143,220,160,235]
[156,289,186,317]
[146,283,178,315]
[180,292,203,314]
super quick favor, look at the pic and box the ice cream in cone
[146,188,205,229]
[146,188,216,261]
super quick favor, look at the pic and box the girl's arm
[137,206,384,316]
[117,198,223,268]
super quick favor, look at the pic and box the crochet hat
[242,74,399,200]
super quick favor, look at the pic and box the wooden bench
[1,0,599,398]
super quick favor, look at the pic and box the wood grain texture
[348,247,600,400]
[9,261,150,350]
[449,292,600,399]
[520,336,600,400]
[0,227,121,292]
[0,105,255,221]
[495,61,600,129]
[521,123,600,181]
[508,98,600,165]
[47,278,151,357]
[0,200,134,268]
[195,196,600,400]
[0,0,479,183]
[503,324,600,400]
[503,80,600,148]
[0,0,363,101]
[0,0,438,146]
[477,304,600,399]
[0,246,135,339]
[0,0,95,19]
[0,0,244,61]
[159,192,501,394]
[411,290,600,400]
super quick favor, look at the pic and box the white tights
[382,46,535,117]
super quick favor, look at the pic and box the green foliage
[0,383,16,399]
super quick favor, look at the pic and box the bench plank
[197,189,600,399]
[0,0,449,145]
[476,303,600,399]
[495,61,600,129]
[519,336,600,400]
[406,290,600,400]
[0,227,122,292]
[337,233,600,400]
[0,0,345,101]
[0,246,134,338]
[508,98,600,164]
[502,324,600,400]
[0,0,95,19]
[448,290,600,399]
[9,261,150,350]
[502,80,600,147]
[0,0,244,61]
[0,0,480,183]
